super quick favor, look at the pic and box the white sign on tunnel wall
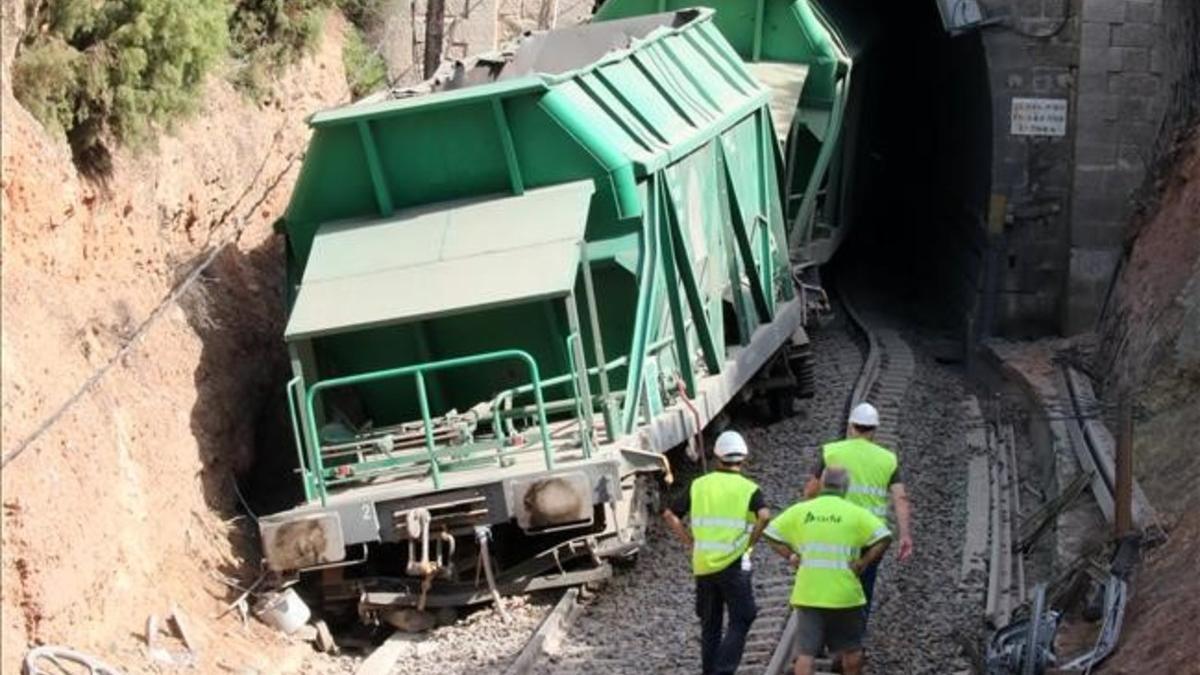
[1010,97,1068,137]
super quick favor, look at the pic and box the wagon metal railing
[295,349,554,505]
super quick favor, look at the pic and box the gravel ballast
[865,331,975,674]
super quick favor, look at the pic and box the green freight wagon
[260,9,811,618]
[597,0,854,264]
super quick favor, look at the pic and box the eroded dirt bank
[0,6,350,671]
[1095,128,1200,674]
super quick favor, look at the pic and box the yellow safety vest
[822,437,898,519]
[765,494,891,608]
[689,471,759,576]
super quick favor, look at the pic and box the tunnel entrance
[822,0,993,335]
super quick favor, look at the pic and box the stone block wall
[978,0,1081,336]
[1066,0,1167,333]
[974,0,1172,336]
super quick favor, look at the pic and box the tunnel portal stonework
[976,0,1176,336]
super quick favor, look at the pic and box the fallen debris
[1061,368,1162,539]
[1017,471,1091,554]
[314,619,338,655]
[23,646,124,675]
[213,571,266,625]
[145,611,199,668]
[985,584,1060,675]
[1057,536,1140,672]
[171,605,200,655]
[144,604,206,668]
[253,587,311,635]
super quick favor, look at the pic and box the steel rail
[503,588,584,675]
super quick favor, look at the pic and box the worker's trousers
[696,561,758,675]
[860,559,880,624]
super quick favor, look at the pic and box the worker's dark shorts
[793,606,866,656]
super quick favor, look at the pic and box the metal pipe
[1115,390,1133,538]
[415,372,443,489]
[580,251,615,441]
[405,508,435,576]
[285,377,314,502]
[487,351,638,443]
[659,183,696,397]
[789,1,842,105]
[565,294,595,457]
[439,530,456,569]
[564,333,588,457]
[538,89,642,220]
[496,394,615,420]
[621,175,661,434]
[475,526,511,621]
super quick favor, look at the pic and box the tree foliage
[342,24,387,99]
[12,0,390,172]
[14,0,228,159]
[229,0,329,95]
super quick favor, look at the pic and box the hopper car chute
[261,4,850,620]
[596,0,854,264]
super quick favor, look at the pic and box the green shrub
[336,0,388,28]
[229,0,329,94]
[100,1,230,142]
[231,0,327,58]
[10,38,79,135]
[13,0,229,168]
[11,0,389,169]
[342,26,387,99]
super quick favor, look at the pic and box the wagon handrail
[486,333,680,444]
[303,349,553,505]
[286,376,317,502]
[488,354,626,443]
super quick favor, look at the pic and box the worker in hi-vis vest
[662,430,772,675]
[805,401,912,621]
[767,467,892,675]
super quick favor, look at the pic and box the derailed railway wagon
[260,5,848,622]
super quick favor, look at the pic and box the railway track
[501,291,916,675]
[748,290,915,675]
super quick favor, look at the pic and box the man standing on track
[767,467,892,675]
[662,430,772,675]
[805,401,912,620]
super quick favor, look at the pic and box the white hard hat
[713,431,749,461]
[848,402,880,428]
